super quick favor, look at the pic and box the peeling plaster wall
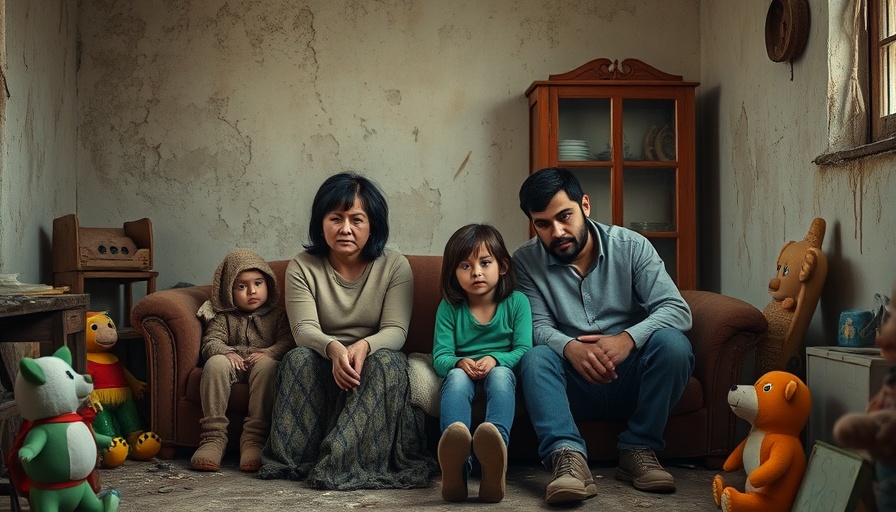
[76,0,700,289]
[0,0,77,282]
[700,2,896,345]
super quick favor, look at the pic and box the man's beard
[546,221,588,264]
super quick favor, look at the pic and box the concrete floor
[2,455,747,511]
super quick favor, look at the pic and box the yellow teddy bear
[86,311,161,466]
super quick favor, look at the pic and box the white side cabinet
[806,346,896,451]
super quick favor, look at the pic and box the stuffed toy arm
[748,438,795,488]
[835,409,896,463]
[124,369,146,399]
[93,431,113,451]
[722,439,747,472]
[19,429,48,461]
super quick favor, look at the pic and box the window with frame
[815,0,896,165]
[870,0,896,141]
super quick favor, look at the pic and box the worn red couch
[132,255,767,467]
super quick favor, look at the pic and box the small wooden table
[0,293,88,512]
[0,294,89,374]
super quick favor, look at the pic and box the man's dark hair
[518,167,585,218]
[304,172,390,261]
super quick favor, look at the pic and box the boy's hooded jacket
[200,248,295,361]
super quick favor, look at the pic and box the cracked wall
[0,0,77,282]
[74,0,701,288]
[701,0,896,345]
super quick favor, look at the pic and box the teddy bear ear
[19,357,46,385]
[785,379,798,401]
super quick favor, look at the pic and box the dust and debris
[96,458,731,510]
[359,118,378,141]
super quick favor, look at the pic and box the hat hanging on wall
[765,0,810,63]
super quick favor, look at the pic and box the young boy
[191,248,295,472]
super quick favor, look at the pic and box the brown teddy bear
[712,370,812,512]
[833,280,896,509]
[760,218,828,374]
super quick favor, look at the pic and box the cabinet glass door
[558,98,611,161]
[568,167,611,224]
[622,99,676,162]
[623,167,677,232]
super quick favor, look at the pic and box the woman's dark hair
[440,223,516,306]
[518,167,585,219]
[304,172,389,261]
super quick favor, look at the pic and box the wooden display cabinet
[526,58,699,289]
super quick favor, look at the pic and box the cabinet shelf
[527,58,698,289]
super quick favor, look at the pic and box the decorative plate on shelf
[558,140,591,161]
[654,125,675,161]
[643,125,659,160]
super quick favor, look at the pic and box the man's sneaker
[545,448,597,504]
[615,448,676,493]
[437,422,472,502]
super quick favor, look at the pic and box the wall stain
[732,104,755,272]
[454,151,472,179]
[359,118,377,141]
[390,181,441,253]
[385,88,401,106]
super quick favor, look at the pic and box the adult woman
[259,172,434,490]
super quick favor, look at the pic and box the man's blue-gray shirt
[512,219,692,357]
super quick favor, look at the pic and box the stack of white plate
[558,139,591,161]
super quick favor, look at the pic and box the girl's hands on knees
[225,352,246,371]
[456,357,486,380]
[474,356,497,376]
[327,341,362,391]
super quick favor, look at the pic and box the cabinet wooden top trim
[526,58,699,95]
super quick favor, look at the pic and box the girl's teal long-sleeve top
[431,290,533,377]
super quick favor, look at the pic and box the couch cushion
[671,376,702,415]
[404,255,442,354]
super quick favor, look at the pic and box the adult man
[513,167,694,504]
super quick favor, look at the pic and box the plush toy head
[728,370,811,436]
[15,346,93,422]
[86,311,118,354]
[767,218,827,308]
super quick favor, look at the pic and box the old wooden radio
[52,214,153,271]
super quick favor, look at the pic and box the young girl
[432,223,532,503]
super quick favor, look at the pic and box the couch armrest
[681,290,767,456]
[131,285,211,444]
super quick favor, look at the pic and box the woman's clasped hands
[326,339,371,391]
